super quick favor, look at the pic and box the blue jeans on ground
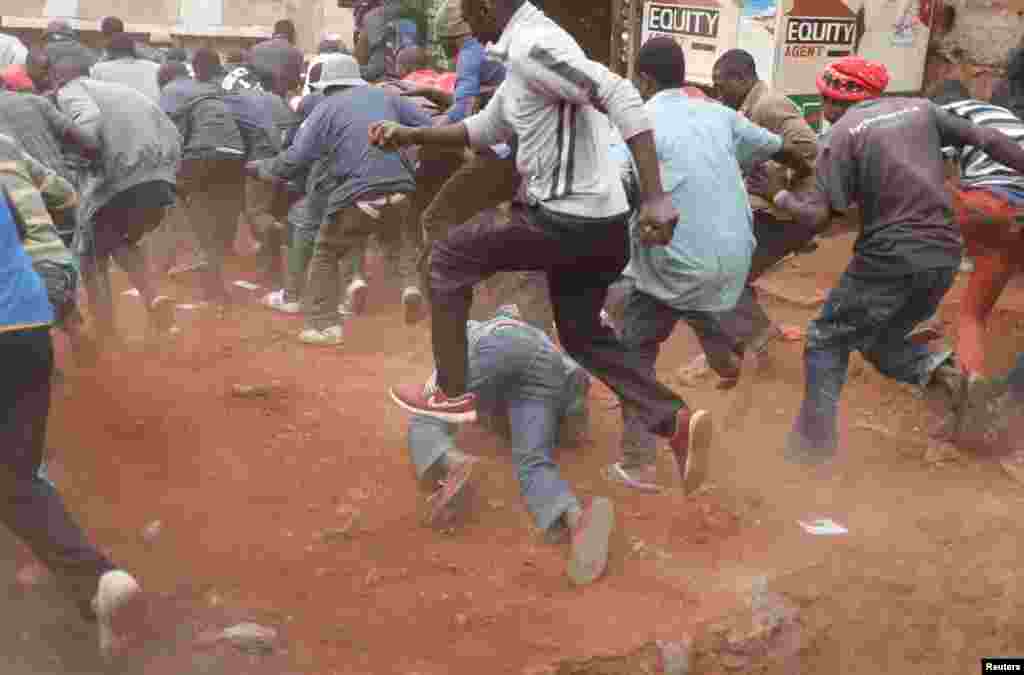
[792,265,957,462]
[408,325,581,532]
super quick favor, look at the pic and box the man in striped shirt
[930,81,1024,449]
[372,1,709,551]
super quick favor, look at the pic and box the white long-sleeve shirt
[464,2,652,220]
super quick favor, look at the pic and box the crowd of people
[5,0,1024,659]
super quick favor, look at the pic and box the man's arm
[55,82,102,152]
[934,104,1024,176]
[757,96,819,179]
[370,86,510,150]
[34,95,99,158]
[20,151,77,212]
[395,94,434,129]
[250,108,328,182]
[447,40,486,124]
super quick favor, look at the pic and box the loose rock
[210,622,279,655]
[141,520,163,544]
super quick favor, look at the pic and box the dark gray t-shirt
[817,97,962,277]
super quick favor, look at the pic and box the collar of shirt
[739,80,766,119]
[486,1,539,62]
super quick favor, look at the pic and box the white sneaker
[298,325,344,346]
[261,289,301,314]
[402,286,426,325]
[92,570,144,659]
[346,278,369,315]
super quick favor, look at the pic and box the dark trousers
[0,328,113,613]
[179,158,246,303]
[82,203,167,339]
[429,204,684,437]
[716,212,820,354]
[617,289,725,465]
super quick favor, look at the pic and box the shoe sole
[403,293,426,326]
[682,410,712,496]
[96,576,147,660]
[426,461,474,527]
[298,336,344,346]
[567,497,614,586]
[389,387,477,424]
[603,463,662,494]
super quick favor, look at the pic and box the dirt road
[7,232,1024,673]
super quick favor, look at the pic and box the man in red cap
[755,56,1024,464]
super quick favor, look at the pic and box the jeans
[617,290,718,467]
[245,176,285,283]
[793,265,957,459]
[408,326,580,531]
[305,198,410,330]
[179,158,246,304]
[0,328,114,614]
[716,212,820,355]
[430,203,685,438]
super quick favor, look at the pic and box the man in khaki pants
[247,55,432,345]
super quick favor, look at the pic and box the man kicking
[406,304,606,584]
[372,1,712,510]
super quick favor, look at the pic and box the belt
[355,193,407,220]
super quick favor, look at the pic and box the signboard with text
[641,0,742,86]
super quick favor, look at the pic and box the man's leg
[958,247,1016,378]
[339,235,369,315]
[0,328,116,617]
[611,289,679,491]
[107,206,176,337]
[245,176,284,284]
[302,206,375,342]
[80,251,115,342]
[420,151,521,248]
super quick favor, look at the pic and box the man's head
[312,54,367,94]
[157,61,189,89]
[460,0,523,45]
[712,49,757,110]
[192,47,221,83]
[25,48,50,90]
[44,19,74,41]
[49,58,87,90]
[816,56,889,124]
[396,46,429,78]
[440,0,473,58]
[107,32,135,58]
[274,19,297,44]
[100,15,125,49]
[929,79,970,106]
[635,37,686,100]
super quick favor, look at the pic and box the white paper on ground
[121,288,141,297]
[798,519,848,536]
[233,280,262,291]
[177,303,201,310]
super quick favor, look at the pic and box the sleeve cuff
[615,109,653,142]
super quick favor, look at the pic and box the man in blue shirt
[405,305,609,585]
[608,38,811,491]
[248,55,433,345]
[0,189,145,660]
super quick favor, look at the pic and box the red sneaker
[669,408,712,495]
[390,374,477,423]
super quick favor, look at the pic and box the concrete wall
[925,0,1024,98]
[1,0,355,55]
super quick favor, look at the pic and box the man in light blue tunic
[608,38,812,492]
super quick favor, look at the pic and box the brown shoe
[668,408,713,495]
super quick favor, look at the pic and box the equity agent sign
[641,0,741,86]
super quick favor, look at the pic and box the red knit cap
[0,65,35,93]
[816,57,889,102]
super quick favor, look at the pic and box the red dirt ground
[8,231,1024,673]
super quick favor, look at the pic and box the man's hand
[746,163,788,202]
[368,121,416,150]
[635,192,678,247]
